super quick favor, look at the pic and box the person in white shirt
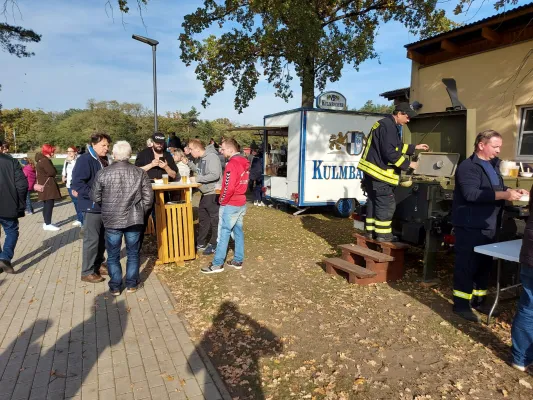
[172,149,191,180]
[62,146,83,226]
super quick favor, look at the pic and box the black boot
[453,307,481,323]
[376,235,399,243]
[472,297,499,316]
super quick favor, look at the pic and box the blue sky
[1,0,530,124]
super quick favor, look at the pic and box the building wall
[409,40,533,160]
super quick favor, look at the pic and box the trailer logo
[316,91,347,110]
[328,131,365,156]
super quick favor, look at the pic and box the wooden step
[338,244,394,262]
[353,233,410,250]
[324,258,377,278]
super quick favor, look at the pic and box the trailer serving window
[518,106,533,158]
[264,129,288,177]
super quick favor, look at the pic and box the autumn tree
[176,0,520,113]
[355,100,394,114]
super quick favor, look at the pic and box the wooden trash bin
[152,182,200,265]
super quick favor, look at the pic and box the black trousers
[363,177,395,238]
[198,194,219,246]
[453,227,496,309]
[42,199,54,225]
[81,212,106,277]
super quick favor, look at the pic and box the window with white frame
[518,106,533,158]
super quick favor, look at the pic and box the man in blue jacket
[71,133,112,283]
[452,130,527,322]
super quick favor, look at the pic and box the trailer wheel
[333,198,355,218]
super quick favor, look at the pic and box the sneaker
[0,259,15,274]
[226,259,243,270]
[72,221,82,227]
[453,307,481,323]
[196,244,206,251]
[109,289,121,297]
[254,201,258,206]
[203,244,216,255]
[512,363,527,372]
[258,202,265,207]
[26,211,34,215]
[43,224,60,231]
[126,286,138,294]
[201,263,224,274]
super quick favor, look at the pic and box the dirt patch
[154,201,531,399]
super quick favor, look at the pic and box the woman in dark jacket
[35,144,62,231]
[511,191,533,371]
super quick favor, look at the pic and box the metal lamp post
[132,34,160,132]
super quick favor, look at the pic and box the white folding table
[474,239,522,324]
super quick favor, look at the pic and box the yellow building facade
[404,4,533,161]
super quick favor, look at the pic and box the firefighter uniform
[451,153,507,316]
[357,114,416,240]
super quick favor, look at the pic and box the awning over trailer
[228,126,288,136]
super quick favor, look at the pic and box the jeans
[0,218,19,263]
[68,188,83,224]
[26,191,34,213]
[105,225,143,291]
[511,266,533,367]
[213,205,246,266]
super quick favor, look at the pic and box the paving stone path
[0,200,226,400]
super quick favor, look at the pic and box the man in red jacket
[201,138,250,274]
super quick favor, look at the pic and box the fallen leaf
[354,377,365,385]
[519,379,532,389]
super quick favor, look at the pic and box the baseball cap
[394,102,418,118]
[152,132,165,144]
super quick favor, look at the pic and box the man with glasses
[357,103,429,242]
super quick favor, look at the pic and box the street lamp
[132,34,160,132]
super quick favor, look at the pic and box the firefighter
[357,102,429,242]
[452,130,527,322]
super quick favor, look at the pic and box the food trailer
[253,101,384,217]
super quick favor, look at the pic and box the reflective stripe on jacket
[357,115,415,186]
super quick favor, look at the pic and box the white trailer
[258,108,384,217]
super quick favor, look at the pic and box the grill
[393,153,459,282]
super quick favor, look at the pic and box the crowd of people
[0,132,259,288]
[2,119,533,372]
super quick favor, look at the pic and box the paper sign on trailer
[261,107,385,217]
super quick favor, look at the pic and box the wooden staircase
[323,233,409,285]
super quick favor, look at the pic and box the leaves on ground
[154,199,531,399]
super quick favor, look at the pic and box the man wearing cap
[357,103,429,242]
[135,132,179,181]
[135,133,180,245]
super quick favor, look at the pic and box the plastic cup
[162,174,169,184]
[181,175,188,183]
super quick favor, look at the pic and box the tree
[355,100,394,114]
[177,0,518,113]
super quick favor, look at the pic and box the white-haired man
[92,141,154,296]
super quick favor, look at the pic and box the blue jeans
[68,188,84,224]
[213,205,246,266]
[0,218,19,263]
[105,225,143,291]
[26,191,34,213]
[511,266,533,367]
